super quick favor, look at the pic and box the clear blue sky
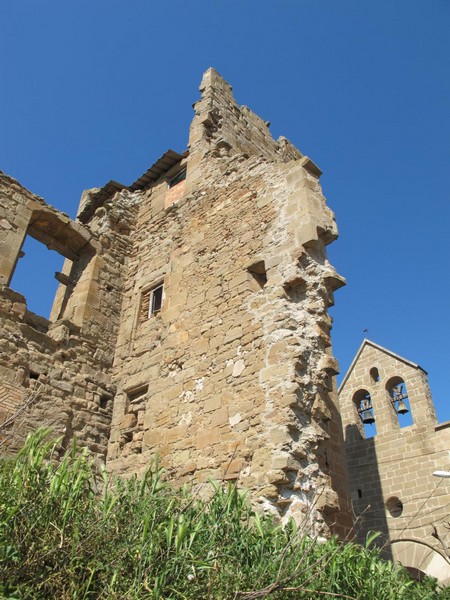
[1,1,449,421]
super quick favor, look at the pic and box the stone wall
[107,68,352,536]
[339,340,450,584]
[0,68,352,537]
[0,173,136,457]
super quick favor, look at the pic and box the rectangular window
[165,167,187,208]
[168,168,186,188]
[128,385,148,404]
[150,284,164,315]
[140,283,164,321]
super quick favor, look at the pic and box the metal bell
[397,400,409,415]
[361,410,375,424]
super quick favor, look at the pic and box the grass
[0,430,447,599]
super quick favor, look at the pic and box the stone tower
[0,68,351,536]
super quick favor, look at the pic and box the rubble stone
[0,68,352,537]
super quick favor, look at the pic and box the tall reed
[0,431,444,599]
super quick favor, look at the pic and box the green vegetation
[0,431,446,599]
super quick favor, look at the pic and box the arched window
[370,367,380,383]
[353,389,377,438]
[385,496,403,518]
[386,377,413,428]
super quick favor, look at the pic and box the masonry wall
[0,173,136,457]
[107,69,352,536]
[0,68,352,537]
[339,342,450,583]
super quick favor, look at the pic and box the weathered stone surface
[0,68,352,538]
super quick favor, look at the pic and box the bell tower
[339,339,450,585]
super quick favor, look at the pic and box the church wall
[339,341,450,583]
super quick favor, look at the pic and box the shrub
[0,431,444,599]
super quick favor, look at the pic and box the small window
[141,283,164,321]
[168,168,186,188]
[128,386,148,404]
[150,285,164,315]
[386,496,403,518]
[370,367,380,383]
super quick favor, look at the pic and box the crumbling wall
[0,69,352,537]
[107,69,352,536]
[0,173,136,458]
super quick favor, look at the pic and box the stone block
[196,428,221,449]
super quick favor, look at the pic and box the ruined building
[0,68,352,536]
[2,69,449,583]
[339,340,450,584]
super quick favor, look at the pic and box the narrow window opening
[141,283,164,321]
[370,367,380,383]
[357,489,362,499]
[99,395,109,409]
[122,431,133,444]
[128,385,148,405]
[10,235,65,319]
[119,385,148,456]
[386,496,403,518]
[151,284,164,315]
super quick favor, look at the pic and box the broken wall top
[189,68,304,163]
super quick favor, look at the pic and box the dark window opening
[29,371,40,380]
[370,367,380,383]
[10,235,65,319]
[386,496,403,518]
[168,168,186,188]
[122,431,133,444]
[128,385,148,405]
[151,285,163,314]
[99,395,109,409]
[357,489,362,499]
[247,260,267,289]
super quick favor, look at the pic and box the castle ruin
[2,68,450,584]
[0,68,352,536]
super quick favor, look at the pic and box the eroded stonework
[0,69,351,536]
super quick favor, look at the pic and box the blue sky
[1,1,449,421]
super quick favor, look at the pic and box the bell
[397,400,409,415]
[361,410,375,424]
